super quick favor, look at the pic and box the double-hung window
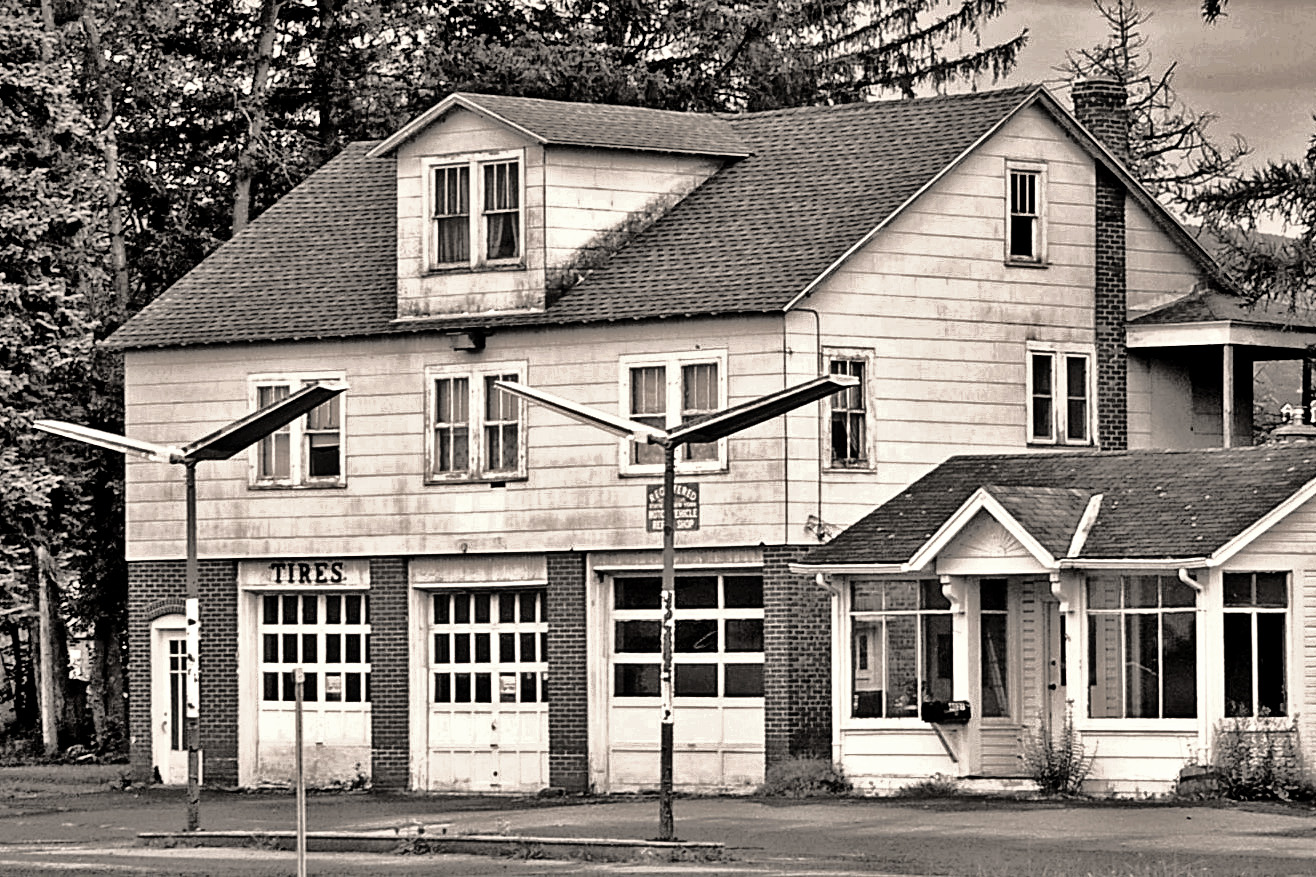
[1087,573,1197,720]
[1028,345,1094,446]
[426,363,526,482]
[827,353,872,469]
[250,375,346,487]
[849,579,953,719]
[1223,571,1287,718]
[619,351,727,474]
[428,151,523,270]
[1006,162,1046,264]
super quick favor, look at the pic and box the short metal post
[295,666,306,877]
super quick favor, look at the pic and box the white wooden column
[1222,344,1235,448]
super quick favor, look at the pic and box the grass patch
[0,763,128,796]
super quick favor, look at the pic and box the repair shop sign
[646,483,700,532]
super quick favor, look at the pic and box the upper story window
[620,351,727,475]
[1006,162,1046,264]
[827,352,872,469]
[426,363,526,483]
[1223,571,1288,718]
[1087,573,1197,720]
[428,151,523,270]
[1028,344,1094,446]
[250,375,346,488]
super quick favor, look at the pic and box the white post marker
[295,666,306,877]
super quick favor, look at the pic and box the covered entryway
[150,614,190,785]
[423,588,548,791]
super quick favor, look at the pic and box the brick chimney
[1072,77,1131,450]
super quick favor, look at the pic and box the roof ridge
[721,84,1041,123]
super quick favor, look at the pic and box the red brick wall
[763,545,832,763]
[369,557,409,790]
[546,551,588,792]
[127,560,238,786]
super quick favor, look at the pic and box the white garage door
[425,588,548,791]
[608,572,764,791]
[256,592,372,786]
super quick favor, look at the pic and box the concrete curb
[138,831,726,862]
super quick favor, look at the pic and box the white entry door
[150,617,189,785]
[426,589,548,791]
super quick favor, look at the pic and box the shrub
[1212,716,1313,801]
[757,756,850,797]
[892,772,961,798]
[1020,706,1095,796]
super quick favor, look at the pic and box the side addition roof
[798,444,1316,569]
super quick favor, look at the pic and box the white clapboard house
[107,79,1316,795]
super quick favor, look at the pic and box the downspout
[1177,568,1202,592]
[787,308,824,545]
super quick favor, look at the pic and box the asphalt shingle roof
[1129,288,1316,332]
[982,485,1093,559]
[108,86,1042,350]
[800,444,1316,567]
[448,93,751,156]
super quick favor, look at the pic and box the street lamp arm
[181,381,348,461]
[33,419,185,464]
[493,380,668,443]
[665,373,858,446]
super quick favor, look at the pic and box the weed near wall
[1020,706,1095,796]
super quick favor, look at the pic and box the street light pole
[184,461,200,832]
[658,441,676,840]
[492,373,857,843]
[34,380,347,833]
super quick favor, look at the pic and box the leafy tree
[1061,0,1247,210]
[0,0,105,750]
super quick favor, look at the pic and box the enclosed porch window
[850,579,952,719]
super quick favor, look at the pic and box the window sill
[824,463,876,475]
[248,481,347,491]
[424,260,526,276]
[1005,258,1049,269]
[1078,719,1198,733]
[618,464,727,478]
[1026,440,1095,449]
[424,474,528,487]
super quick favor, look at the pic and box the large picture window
[428,152,522,269]
[611,573,763,700]
[849,579,953,719]
[1087,573,1197,719]
[620,352,727,474]
[426,364,526,482]
[1223,571,1287,718]
[250,376,345,487]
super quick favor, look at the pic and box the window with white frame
[979,579,1010,718]
[611,573,763,700]
[849,579,953,719]
[620,352,726,474]
[1028,346,1093,446]
[250,376,345,487]
[1087,573,1196,720]
[827,354,871,469]
[426,364,526,482]
[1223,571,1287,718]
[1006,163,1045,263]
[428,151,523,270]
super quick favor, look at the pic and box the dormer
[367,94,750,321]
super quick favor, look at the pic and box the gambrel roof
[797,444,1316,570]
[108,86,1226,351]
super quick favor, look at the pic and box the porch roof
[1128,289,1316,351]
[799,444,1316,570]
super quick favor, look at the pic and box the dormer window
[428,151,523,270]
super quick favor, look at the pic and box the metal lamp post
[495,373,856,840]
[34,381,347,831]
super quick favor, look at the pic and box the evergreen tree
[1061,0,1247,211]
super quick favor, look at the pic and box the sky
[981,0,1316,169]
